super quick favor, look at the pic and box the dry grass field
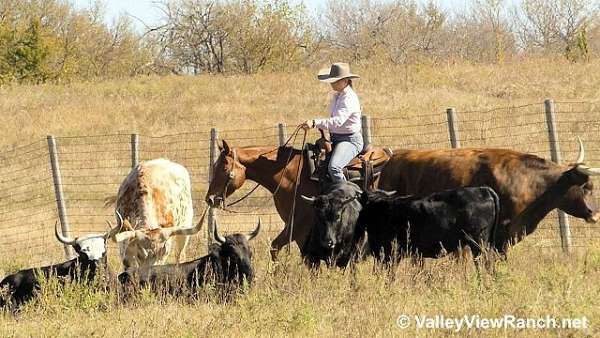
[1,58,600,337]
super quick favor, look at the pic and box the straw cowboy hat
[317,62,360,83]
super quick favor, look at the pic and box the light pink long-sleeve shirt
[314,86,362,134]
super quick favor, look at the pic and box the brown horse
[205,141,318,258]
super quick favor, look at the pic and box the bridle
[210,125,308,253]
[212,126,306,216]
[216,149,242,209]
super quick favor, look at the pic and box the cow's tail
[488,187,502,253]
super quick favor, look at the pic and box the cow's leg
[155,239,173,265]
[171,234,190,264]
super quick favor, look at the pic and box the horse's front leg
[270,214,312,261]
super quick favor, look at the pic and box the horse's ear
[222,140,231,154]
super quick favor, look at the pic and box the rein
[287,128,308,252]
[220,125,305,214]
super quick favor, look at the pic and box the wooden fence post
[208,128,218,245]
[544,98,572,253]
[361,115,372,147]
[446,108,460,148]
[130,133,139,169]
[278,122,287,146]
[47,135,75,259]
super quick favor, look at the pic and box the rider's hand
[301,120,314,131]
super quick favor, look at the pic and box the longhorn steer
[378,138,600,250]
[0,222,117,309]
[111,158,201,273]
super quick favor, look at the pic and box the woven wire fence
[371,102,600,249]
[0,99,599,269]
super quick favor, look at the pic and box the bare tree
[448,0,515,63]
[514,0,599,59]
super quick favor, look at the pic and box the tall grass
[0,239,599,337]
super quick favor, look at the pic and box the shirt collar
[336,85,352,96]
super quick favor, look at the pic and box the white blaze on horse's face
[206,140,247,208]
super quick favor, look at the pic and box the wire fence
[0,99,598,268]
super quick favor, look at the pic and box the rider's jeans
[329,132,364,182]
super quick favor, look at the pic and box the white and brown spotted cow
[110,158,203,273]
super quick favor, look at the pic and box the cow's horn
[116,211,124,227]
[301,195,315,204]
[576,164,600,176]
[214,220,226,244]
[245,218,261,241]
[379,190,397,196]
[104,221,122,240]
[114,230,138,242]
[165,208,208,237]
[105,211,125,239]
[575,137,585,164]
[55,221,77,245]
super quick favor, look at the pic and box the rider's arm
[314,93,360,131]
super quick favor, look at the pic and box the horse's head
[206,140,247,208]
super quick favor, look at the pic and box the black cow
[118,219,260,295]
[357,186,501,263]
[301,181,364,268]
[0,222,117,310]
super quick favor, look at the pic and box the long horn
[214,220,226,244]
[164,208,208,237]
[301,195,315,204]
[105,221,122,240]
[114,230,138,243]
[576,164,600,176]
[245,218,261,241]
[575,137,585,164]
[105,211,125,240]
[55,221,77,245]
[116,211,124,228]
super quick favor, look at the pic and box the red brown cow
[378,139,600,251]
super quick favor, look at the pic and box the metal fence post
[47,135,75,259]
[361,115,372,147]
[544,98,572,253]
[278,122,287,146]
[130,134,139,168]
[208,128,218,246]
[446,108,460,148]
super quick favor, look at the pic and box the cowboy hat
[317,63,360,83]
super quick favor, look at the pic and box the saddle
[305,133,392,191]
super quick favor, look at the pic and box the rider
[301,62,363,182]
